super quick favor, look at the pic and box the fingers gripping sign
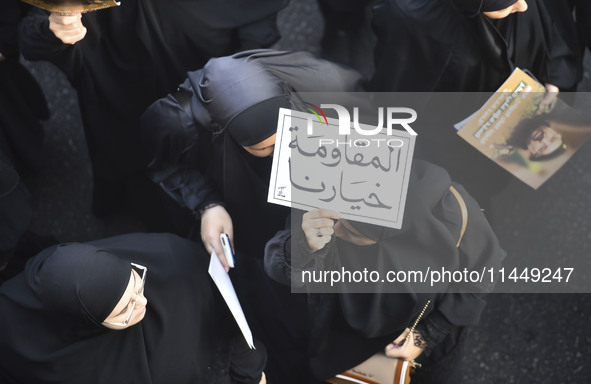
[201,205,234,272]
[49,12,87,45]
[302,209,340,252]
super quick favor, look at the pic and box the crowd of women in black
[0,1,589,383]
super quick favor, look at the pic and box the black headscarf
[481,0,518,12]
[226,96,291,146]
[191,50,365,133]
[0,233,224,384]
[27,244,131,327]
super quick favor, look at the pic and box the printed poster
[458,68,591,189]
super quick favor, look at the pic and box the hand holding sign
[302,209,340,251]
[268,108,416,229]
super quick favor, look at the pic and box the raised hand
[49,12,87,45]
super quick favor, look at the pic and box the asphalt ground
[18,1,591,383]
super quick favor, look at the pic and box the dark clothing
[317,0,375,74]
[0,0,48,174]
[541,0,591,92]
[17,1,287,221]
[0,0,49,277]
[318,0,373,33]
[141,50,365,383]
[538,0,584,92]
[371,0,582,92]
[576,0,591,52]
[370,0,584,206]
[0,0,22,59]
[0,59,48,174]
[0,151,32,269]
[0,233,266,384]
[264,160,505,382]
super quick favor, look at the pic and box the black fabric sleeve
[415,309,454,356]
[541,0,583,91]
[140,78,221,213]
[228,338,267,384]
[0,0,23,59]
[18,8,66,59]
[18,8,83,81]
[371,0,465,91]
[414,292,487,357]
[264,212,335,287]
[0,153,33,263]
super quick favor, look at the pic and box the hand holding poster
[268,108,416,229]
[457,68,591,189]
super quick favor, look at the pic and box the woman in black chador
[141,50,365,383]
[371,0,583,93]
[17,0,288,222]
[265,160,505,384]
[0,233,267,384]
[371,0,585,206]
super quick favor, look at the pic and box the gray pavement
[20,0,591,382]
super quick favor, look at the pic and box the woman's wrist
[196,201,224,217]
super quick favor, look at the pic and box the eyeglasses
[103,263,147,327]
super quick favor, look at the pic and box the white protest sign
[268,108,415,229]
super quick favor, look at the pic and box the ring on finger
[317,229,323,237]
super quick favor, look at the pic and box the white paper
[208,250,255,349]
[268,108,415,229]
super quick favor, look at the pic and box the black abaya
[17,1,288,221]
[0,151,32,270]
[264,160,505,382]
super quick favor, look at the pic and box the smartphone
[220,233,235,268]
